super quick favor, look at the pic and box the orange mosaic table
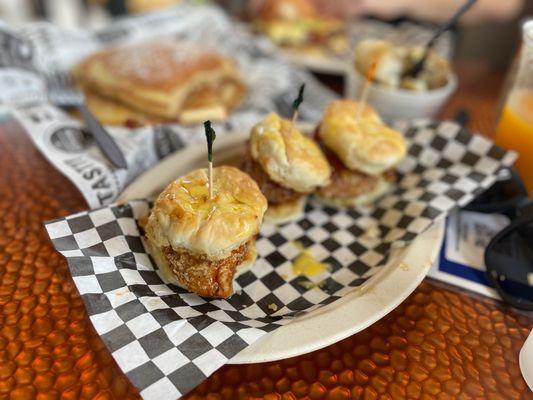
[0,62,532,400]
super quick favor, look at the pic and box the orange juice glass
[494,90,533,193]
[493,20,533,196]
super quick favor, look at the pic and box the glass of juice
[494,20,533,195]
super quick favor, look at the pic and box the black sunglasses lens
[465,169,528,216]
[485,219,533,310]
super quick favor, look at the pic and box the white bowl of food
[346,39,458,121]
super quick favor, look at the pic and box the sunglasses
[465,168,533,311]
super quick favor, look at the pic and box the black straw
[405,0,477,78]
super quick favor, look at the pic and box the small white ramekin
[345,69,458,121]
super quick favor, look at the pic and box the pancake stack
[73,40,247,126]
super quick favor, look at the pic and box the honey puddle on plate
[291,242,330,278]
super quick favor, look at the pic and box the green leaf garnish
[203,120,216,162]
[292,83,306,112]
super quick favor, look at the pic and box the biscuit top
[250,112,331,193]
[146,166,267,260]
[318,100,407,175]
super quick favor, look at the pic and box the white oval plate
[278,48,349,76]
[119,131,444,364]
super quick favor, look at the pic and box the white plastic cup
[520,329,533,391]
[345,69,458,121]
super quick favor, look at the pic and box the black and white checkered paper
[45,120,516,399]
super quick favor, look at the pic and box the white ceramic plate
[119,131,444,364]
[278,48,349,75]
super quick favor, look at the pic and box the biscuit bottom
[241,149,306,223]
[152,238,256,299]
[241,149,304,205]
[264,196,307,224]
[317,139,396,206]
[317,167,395,203]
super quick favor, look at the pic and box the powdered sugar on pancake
[104,40,219,86]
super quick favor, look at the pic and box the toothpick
[208,161,213,199]
[291,109,299,125]
[203,120,216,200]
[291,83,305,125]
[356,60,378,121]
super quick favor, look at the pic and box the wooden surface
[0,62,532,400]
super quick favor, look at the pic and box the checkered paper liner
[45,120,515,399]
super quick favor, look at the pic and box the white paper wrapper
[0,3,335,207]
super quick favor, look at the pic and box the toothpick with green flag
[291,83,305,124]
[204,120,216,199]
